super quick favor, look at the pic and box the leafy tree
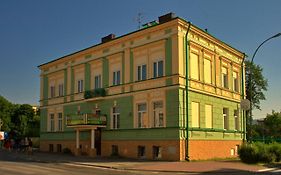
[0,95,14,131]
[263,111,281,138]
[245,60,268,110]
[11,104,35,136]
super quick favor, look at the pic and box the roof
[38,15,245,68]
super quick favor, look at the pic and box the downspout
[185,22,191,161]
[241,53,246,142]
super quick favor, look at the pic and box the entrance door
[95,128,101,156]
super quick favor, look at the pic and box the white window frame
[58,113,63,131]
[223,108,229,130]
[137,64,147,81]
[233,71,239,92]
[153,60,164,78]
[137,103,147,128]
[153,101,164,127]
[191,102,200,127]
[112,106,120,129]
[205,104,213,128]
[77,79,84,93]
[204,58,212,84]
[222,67,229,89]
[50,86,55,98]
[50,113,55,132]
[94,74,102,89]
[113,70,121,86]
[58,84,64,97]
[190,53,199,80]
[234,109,239,131]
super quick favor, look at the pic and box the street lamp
[248,32,281,142]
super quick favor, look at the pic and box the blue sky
[0,0,280,119]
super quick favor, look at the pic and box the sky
[0,0,281,119]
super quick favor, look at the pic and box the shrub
[239,142,281,164]
[238,143,259,163]
[268,143,281,162]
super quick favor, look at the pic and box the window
[205,104,212,128]
[138,146,146,158]
[50,86,55,98]
[113,70,121,85]
[49,144,54,152]
[204,58,212,84]
[50,114,55,132]
[222,67,228,88]
[77,79,84,93]
[112,107,120,129]
[223,108,229,130]
[234,109,239,130]
[58,113,63,131]
[137,64,147,81]
[233,72,239,92]
[111,145,119,156]
[57,144,62,153]
[58,84,64,97]
[190,53,199,80]
[153,146,162,159]
[94,75,102,89]
[153,60,163,78]
[137,103,147,128]
[153,101,164,127]
[191,102,199,127]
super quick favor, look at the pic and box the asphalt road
[0,150,176,175]
[0,149,278,175]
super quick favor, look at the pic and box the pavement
[0,148,278,174]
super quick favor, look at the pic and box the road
[0,149,279,175]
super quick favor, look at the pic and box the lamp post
[248,33,281,142]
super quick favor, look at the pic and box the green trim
[84,63,91,91]
[165,37,172,76]
[189,127,243,133]
[102,58,109,87]
[165,28,172,34]
[122,53,125,84]
[43,75,48,105]
[70,68,74,101]
[85,54,92,59]
[64,69,67,102]
[130,50,134,82]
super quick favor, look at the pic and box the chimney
[101,34,116,43]
[158,12,176,24]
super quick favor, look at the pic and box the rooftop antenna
[135,12,144,29]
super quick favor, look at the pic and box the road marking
[258,168,278,172]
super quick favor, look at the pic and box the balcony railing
[84,88,106,99]
[66,113,107,126]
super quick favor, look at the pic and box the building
[38,13,246,160]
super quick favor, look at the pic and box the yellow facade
[39,13,245,161]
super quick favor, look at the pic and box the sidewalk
[0,149,266,173]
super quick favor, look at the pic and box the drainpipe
[241,53,246,142]
[185,22,191,161]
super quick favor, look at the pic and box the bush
[268,143,281,162]
[239,142,281,164]
[62,148,72,154]
[238,144,259,163]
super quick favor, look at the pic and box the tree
[245,60,268,110]
[0,95,14,131]
[11,104,35,136]
[245,60,268,141]
[263,111,281,138]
